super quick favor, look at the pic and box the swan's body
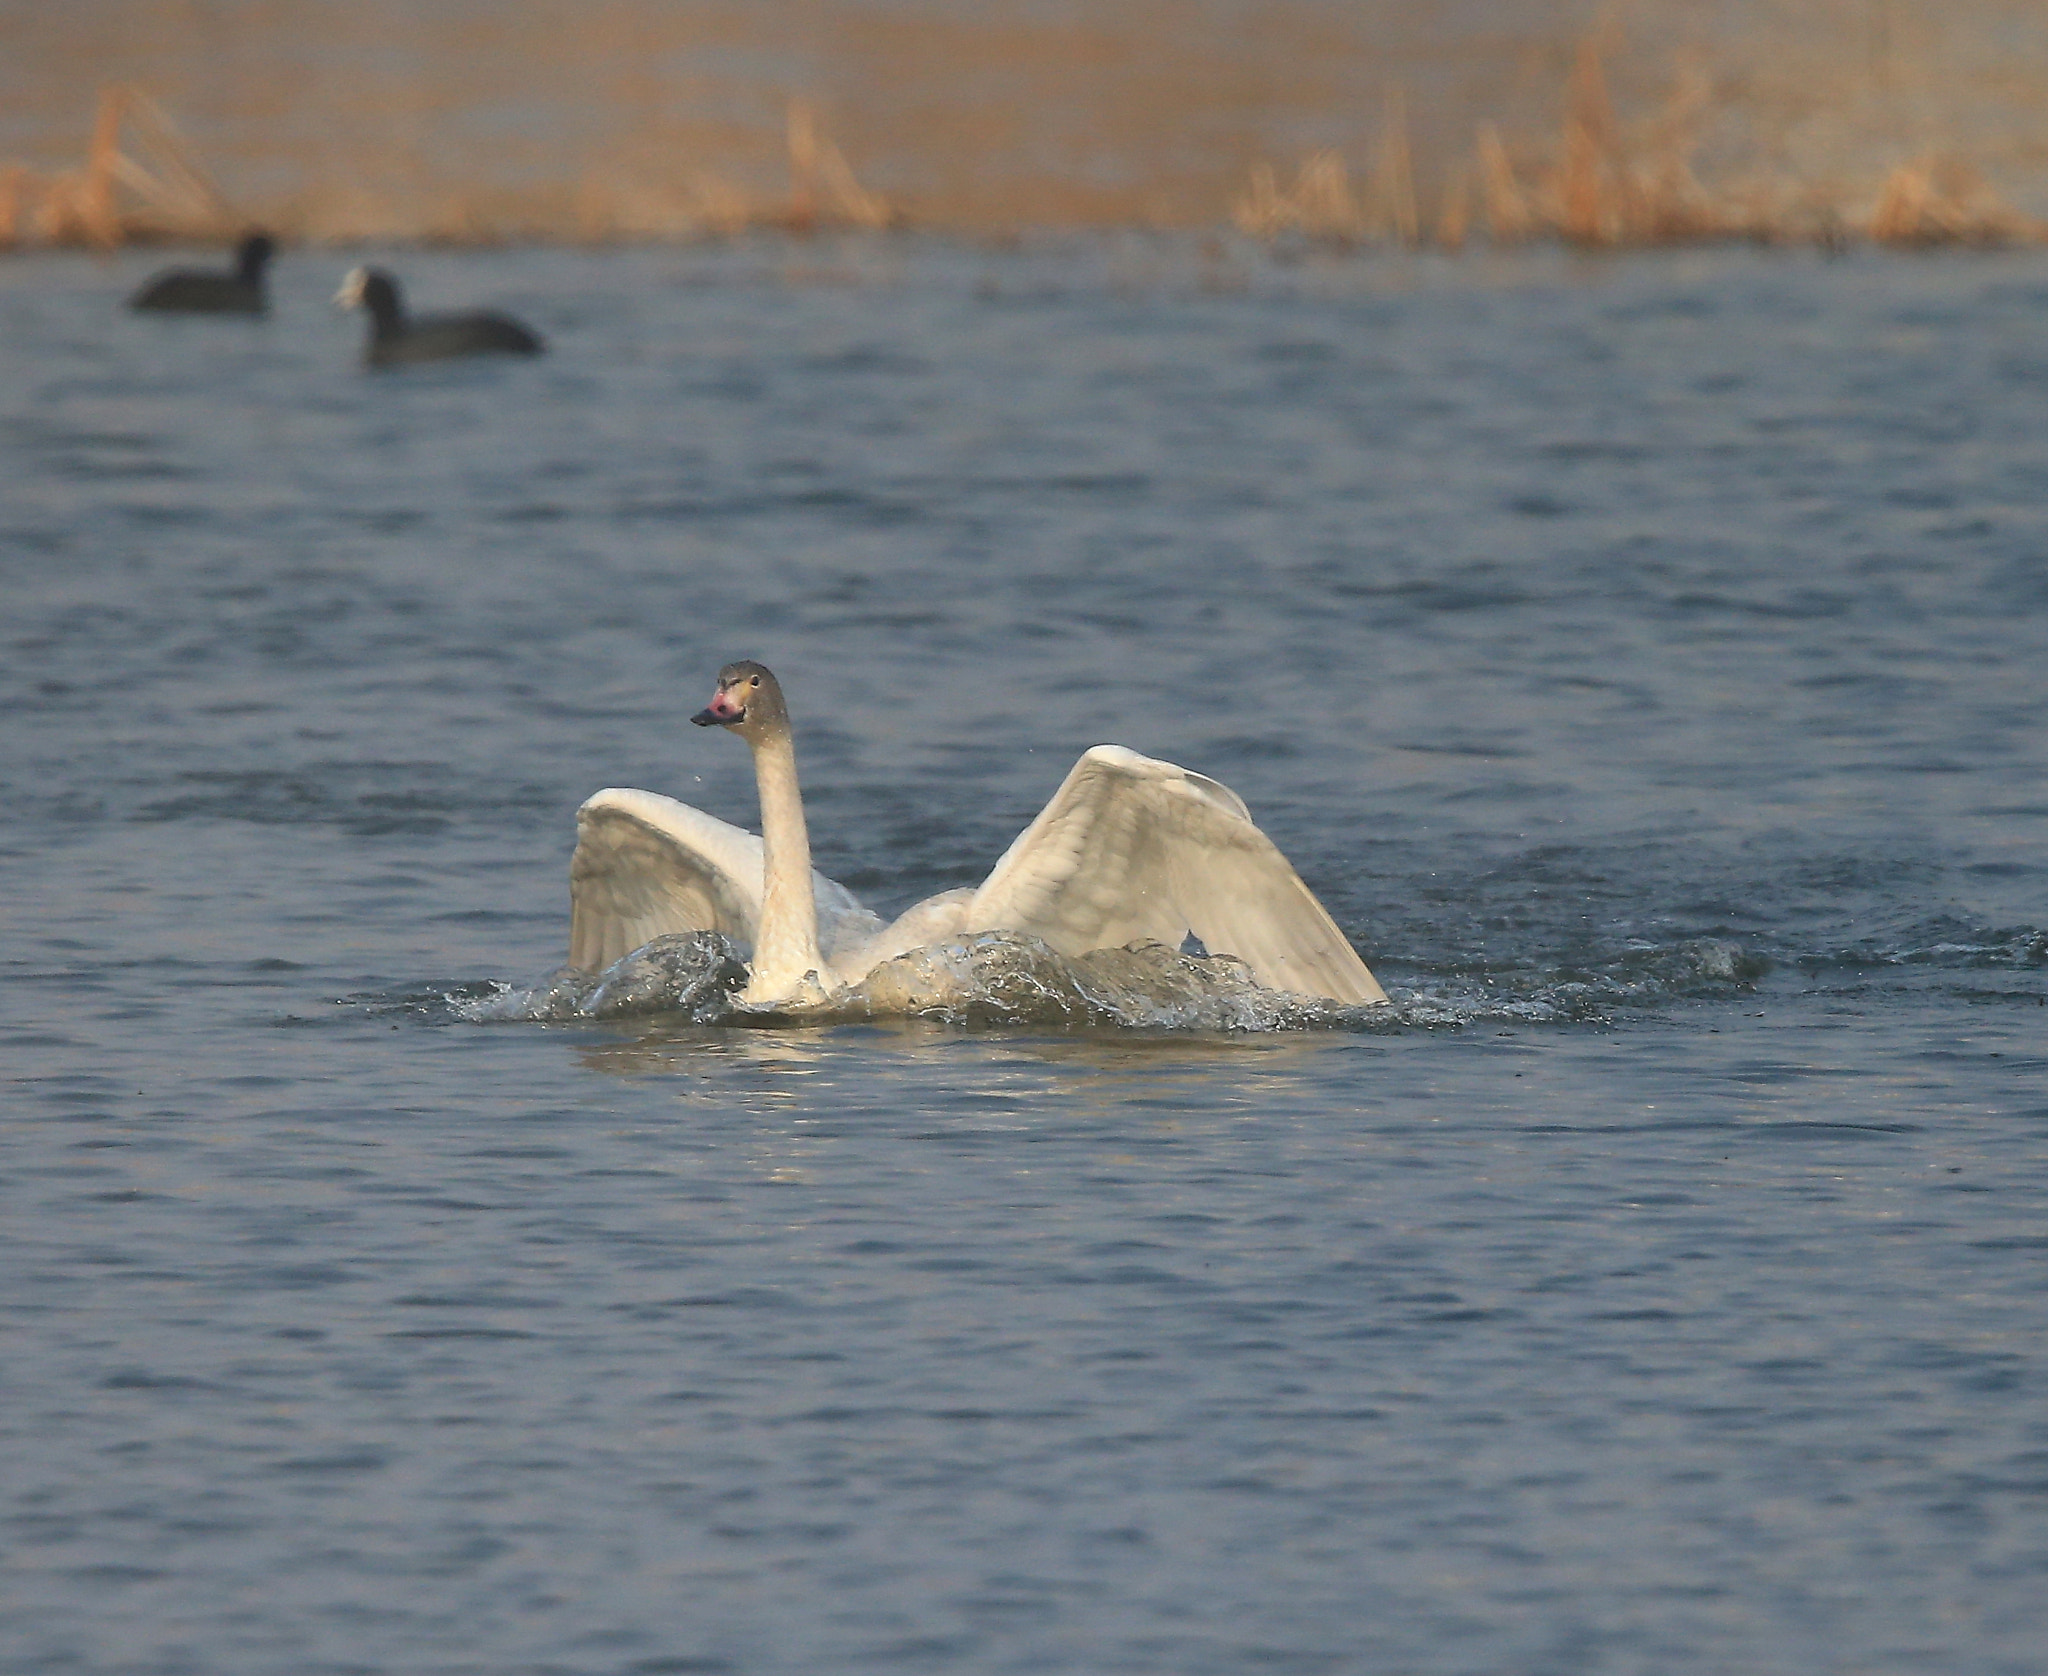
[570,662,1386,1010]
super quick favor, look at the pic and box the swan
[569,661,1388,1011]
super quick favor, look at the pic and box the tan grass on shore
[5,30,2043,255]
[2,87,896,250]
[1235,34,2045,253]
[0,86,234,248]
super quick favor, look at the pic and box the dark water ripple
[2,241,2046,1674]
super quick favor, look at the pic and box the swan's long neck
[744,724,826,1005]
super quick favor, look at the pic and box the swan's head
[692,660,787,736]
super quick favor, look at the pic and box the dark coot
[128,232,275,314]
[333,266,545,366]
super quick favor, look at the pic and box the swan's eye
[749,676,760,687]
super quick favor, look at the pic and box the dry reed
[1868,157,2035,246]
[4,86,235,248]
[1371,88,1418,247]
[1475,124,1533,244]
[553,101,895,245]
[1233,31,2047,253]
[3,87,894,250]
[1231,151,1360,243]
[5,23,2044,256]
[781,100,896,232]
[1433,161,1471,253]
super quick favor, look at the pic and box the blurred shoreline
[6,2,2048,252]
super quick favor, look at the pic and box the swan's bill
[692,662,768,728]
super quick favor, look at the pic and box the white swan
[569,661,1387,1010]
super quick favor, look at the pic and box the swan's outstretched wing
[569,788,880,972]
[964,746,1386,1005]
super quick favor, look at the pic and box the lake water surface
[3,238,2046,1674]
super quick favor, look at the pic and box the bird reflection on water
[571,1012,1356,1092]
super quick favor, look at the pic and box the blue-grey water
[3,238,2046,1675]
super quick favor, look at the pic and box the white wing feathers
[570,750,1384,1007]
[966,746,1386,1005]
[569,788,880,973]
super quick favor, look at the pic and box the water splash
[463,934,748,1024]
[850,931,1346,1030]
[457,930,1358,1031]
[449,927,1778,1034]
[384,918,2048,1037]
